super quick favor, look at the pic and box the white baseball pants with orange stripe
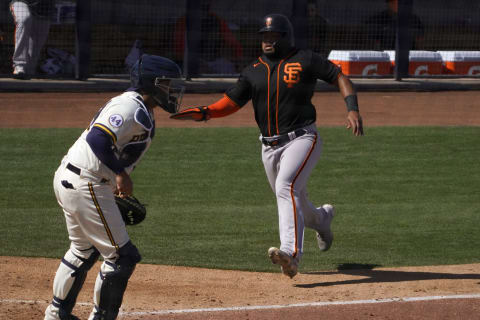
[261,124,330,261]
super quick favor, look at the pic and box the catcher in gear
[44,54,184,320]
[171,14,363,278]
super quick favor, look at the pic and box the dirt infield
[2,91,480,128]
[1,91,479,319]
[1,257,480,319]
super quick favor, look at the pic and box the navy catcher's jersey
[226,49,340,137]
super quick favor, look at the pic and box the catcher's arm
[170,96,240,121]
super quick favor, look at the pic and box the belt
[66,163,108,183]
[66,163,81,175]
[261,129,308,147]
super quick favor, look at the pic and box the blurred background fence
[1,0,480,79]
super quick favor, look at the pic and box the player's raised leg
[276,132,321,255]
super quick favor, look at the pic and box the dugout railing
[1,0,479,80]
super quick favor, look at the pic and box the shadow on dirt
[296,263,480,288]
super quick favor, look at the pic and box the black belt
[66,163,108,183]
[66,163,81,175]
[261,129,308,147]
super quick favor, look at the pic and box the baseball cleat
[316,204,335,252]
[268,247,298,279]
[44,304,80,320]
[12,66,29,80]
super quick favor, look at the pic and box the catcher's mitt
[169,106,210,121]
[115,195,146,225]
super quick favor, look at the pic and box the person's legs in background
[10,1,32,78]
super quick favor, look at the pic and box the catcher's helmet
[130,54,184,113]
[258,13,295,47]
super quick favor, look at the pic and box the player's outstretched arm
[170,106,210,121]
[333,73,364,136]
[170,96,241,121]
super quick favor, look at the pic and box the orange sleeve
[207,95,241,118]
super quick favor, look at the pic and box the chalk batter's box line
[121,293,480,316]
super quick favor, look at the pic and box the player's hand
[115,171,133,198]
[346,111,364,136]
[169,106,210,121]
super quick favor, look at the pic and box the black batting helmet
[258,13,295,47]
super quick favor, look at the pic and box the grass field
[0,126,479,273]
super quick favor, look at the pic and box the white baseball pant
[45,159,130,319]
[261,124,331,261]
[10,1,50,73]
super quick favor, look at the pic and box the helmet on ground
[130,54,185,113]
[258,13,295,48]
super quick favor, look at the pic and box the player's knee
[112,241,141,276]
[100,241,141,280]
[275,180,293,199]
[50,247,99,315]
[61,246,99,280]
[69,246,100,271]
[118,240,142,265]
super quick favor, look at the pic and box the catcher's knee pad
[92,241,141,320]
[50,247,99,316]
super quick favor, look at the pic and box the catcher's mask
[130,54,185,113]
[258,13,295,58]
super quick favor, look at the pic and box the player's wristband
[345,95,359,112]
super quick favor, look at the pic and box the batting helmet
[130,54,184,114]
[258,13,295,47]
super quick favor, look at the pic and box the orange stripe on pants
[289,133,318,258]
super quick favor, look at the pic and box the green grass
[0,127,479,273]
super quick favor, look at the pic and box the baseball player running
[171,14,363,278]
[44,54,184,320]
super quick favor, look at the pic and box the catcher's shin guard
[90,241,141,320]
[45,247,99,319]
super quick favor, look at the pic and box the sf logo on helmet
[283,63,302,88]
